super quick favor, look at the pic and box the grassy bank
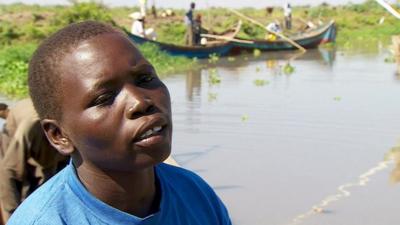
[1,0,400,98]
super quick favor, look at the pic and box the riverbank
[1,0,399,98]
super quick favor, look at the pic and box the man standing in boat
[139,0,147,16]
[185,2,196,46]
[284,3,292,30]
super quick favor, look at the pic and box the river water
[164,48,400,225]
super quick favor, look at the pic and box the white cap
[129,12,143,20]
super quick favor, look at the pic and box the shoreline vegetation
[1,0,400,98]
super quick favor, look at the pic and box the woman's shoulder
[7,168,69,225]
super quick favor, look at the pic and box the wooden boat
[232,20,337,52]
[127,22,241,59]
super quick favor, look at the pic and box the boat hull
[127,33,233,59]
[232,21,337,51]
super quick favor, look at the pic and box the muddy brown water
[1,48,400,225]
[164,48,400,225]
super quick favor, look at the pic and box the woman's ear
[41,119,74,156]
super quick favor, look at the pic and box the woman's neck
[75,162,160,218]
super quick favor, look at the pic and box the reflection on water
[183,48,336,102]
[166,47,400,225]
[388,142,400,184]
[185,69,202,102]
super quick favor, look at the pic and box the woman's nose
[125,94,155,119]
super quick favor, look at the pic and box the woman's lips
[134,125,167,148]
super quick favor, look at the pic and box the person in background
[139,0,147,16]
[0,103,8,225]
[184,2,196,46]
[265,21,282,41]
[193,14,203,45]
[266,6,274,16]
[0,103,9,158]
[0,103,9,159]
[0,99,69,223]
[151,4,157,18]
[284,3,292,30]
[130,12,157,40]
[0,204,2,225]
[0,104,8,120]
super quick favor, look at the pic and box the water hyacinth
[208,92,218,102]
[283,63,295,75]
[241,114,249,122]
[253,79,269,86]
[227,57,236,62]
[208,68,221,85]
[333,96,342,101]
[253,49,261,57]
[208,53,220,64]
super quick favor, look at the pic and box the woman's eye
[138,74,155,84]
[93,92,115,106]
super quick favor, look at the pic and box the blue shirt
[7,163,231,225]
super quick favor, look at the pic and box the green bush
[346,0,380,13]
[138,43,196,76]
[0,21,21,45]
[0,44,37,97]
[52,2,116,26]
[156,21,186,45]
[23,23,47,40]
[241,22,265,39]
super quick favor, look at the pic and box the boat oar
[201,33,254,44]
[228,8,307,52]
[375,0,400,19]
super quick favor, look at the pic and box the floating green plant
[255,66,261,72]
[253,49,261,57]
[208,68,221,85]
[208,92,218,102]
[384,55,396,63]
[208,53,220,64]
[333,96,342,101]
[227,57,236,62]
[241,114,249,122]
[283,63,295,75]
[253,79,269,86]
